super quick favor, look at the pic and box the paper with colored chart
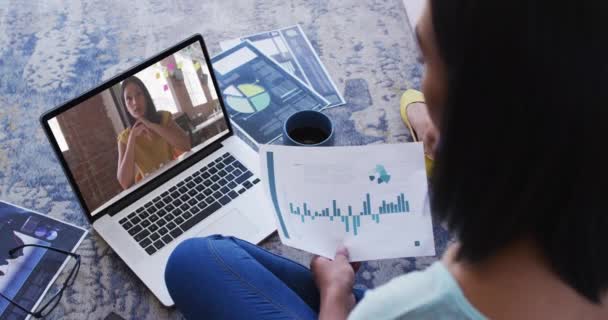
[220,25,346,109]
[211,41,329,146]
[259,143,436,261]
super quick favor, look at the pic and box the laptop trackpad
[197,209,259,239]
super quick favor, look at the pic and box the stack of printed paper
[212,25,345,146]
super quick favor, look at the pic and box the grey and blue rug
[0,1,450,319]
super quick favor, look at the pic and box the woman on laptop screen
[116,76,191,189]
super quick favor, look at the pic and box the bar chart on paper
[288,192,410,236]
[261,144,436,261]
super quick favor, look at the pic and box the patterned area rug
[0,1,451,319]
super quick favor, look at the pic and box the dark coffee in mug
[283,110,334,146]
[288,127,330,145]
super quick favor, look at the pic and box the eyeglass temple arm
[9,244,79,259]
[2,244,81,318]
[0,291,36,315]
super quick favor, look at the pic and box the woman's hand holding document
[259,143,435,261]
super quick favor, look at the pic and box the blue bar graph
[288,191,411,236]
[268,151,412,238]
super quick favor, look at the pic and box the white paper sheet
[403,0,425,30]
[260,143,436,261]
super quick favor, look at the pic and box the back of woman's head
[429,0,608,303]
[121,76,161,125]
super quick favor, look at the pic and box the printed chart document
[211,41,330,145]
[0,201,87,319]
[220,25,345,108]
[260,143,436,261]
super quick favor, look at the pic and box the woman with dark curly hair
[164,0,608,318]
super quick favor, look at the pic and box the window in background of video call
[47,41,229,215]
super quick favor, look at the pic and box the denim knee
[165,236,219,284]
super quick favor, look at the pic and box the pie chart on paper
[223,83,271,114]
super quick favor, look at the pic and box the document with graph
[259,143,436,261]
[211,40,329,146]
[220,25,346,109]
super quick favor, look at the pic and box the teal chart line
[289,193,410,236]
[267,152,290,238]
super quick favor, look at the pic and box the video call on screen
[48,42,229,214]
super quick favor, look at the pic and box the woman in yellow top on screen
[116,76,191,190]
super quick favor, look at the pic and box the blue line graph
[267,152,290,238]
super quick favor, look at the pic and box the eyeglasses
[0,244,81,318]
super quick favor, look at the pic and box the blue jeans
[165,235,364,320]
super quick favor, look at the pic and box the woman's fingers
[131,121,152,140]
[336,247,361,273]
[310,254,329,269]
[336,246,349,257]
[311,246,350,267]
[131,121,143,132]
[133,120,154,140]
[143,127,153,140]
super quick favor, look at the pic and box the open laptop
[39,35,276,306]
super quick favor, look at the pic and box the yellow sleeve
[117,128,130,144]
[160,111,172,126]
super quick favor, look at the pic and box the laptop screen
[45,40,229,215]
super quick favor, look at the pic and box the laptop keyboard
[118,152,260,255]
